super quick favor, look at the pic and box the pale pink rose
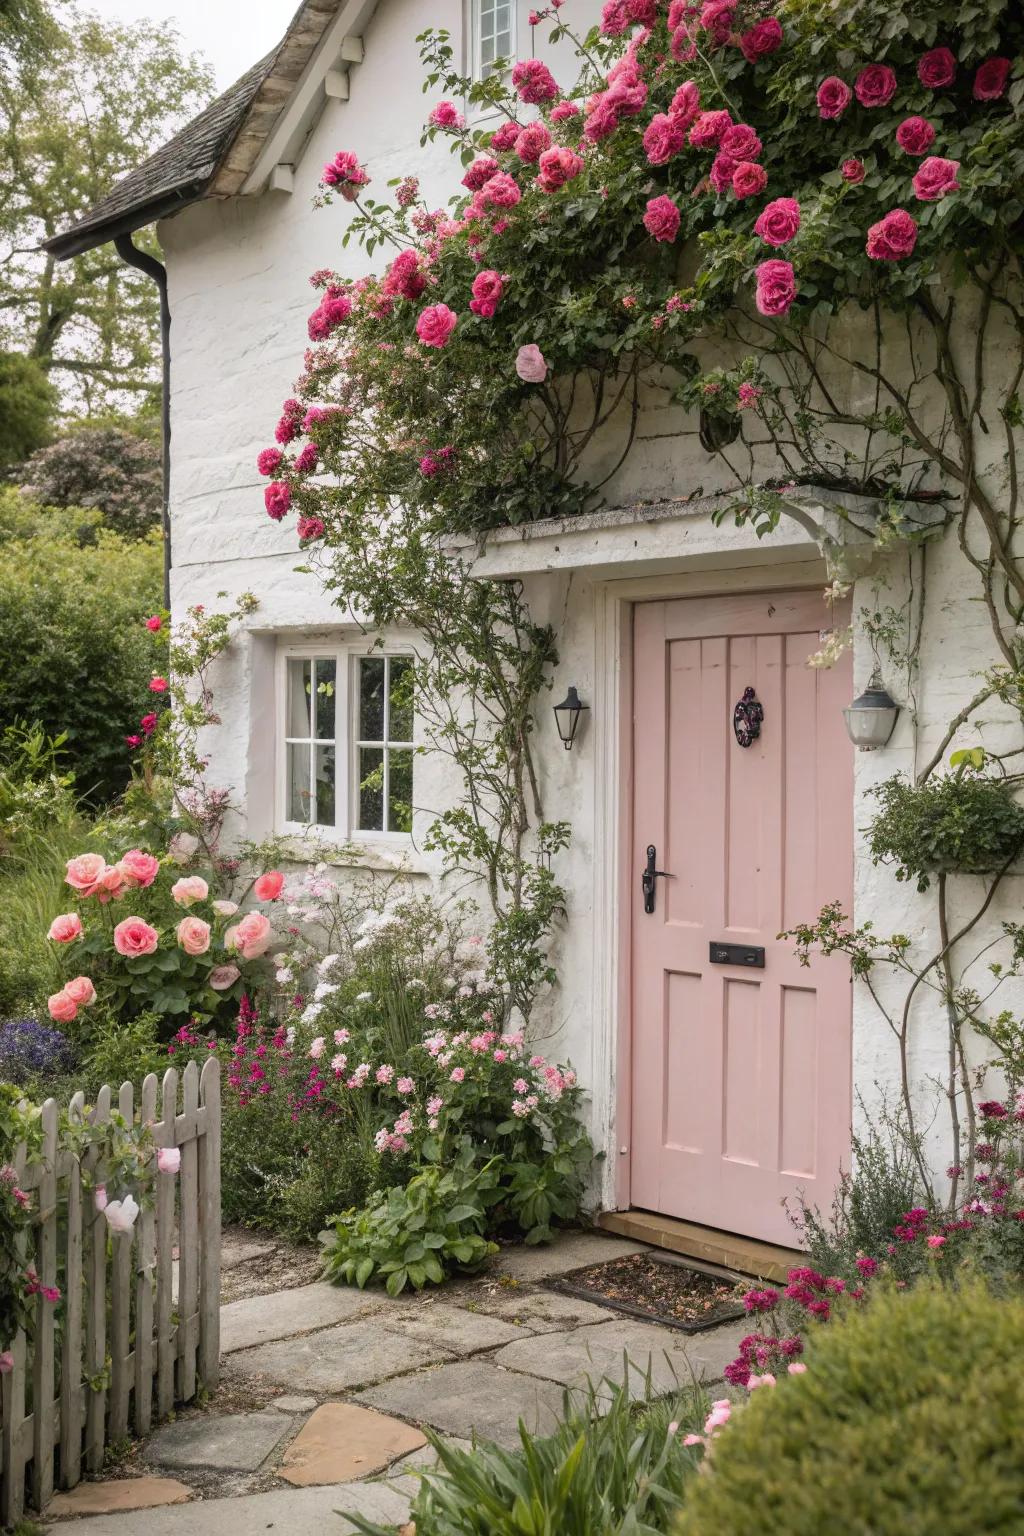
[227,911,272,960]
[157,1147,182,1174]
[755,258,797,317]
[64,975,96,1006]
[47,990,77,1023]
[48,912,83,944]
[912,156,960,201]
[515,344,548,383]
[171,875,209,907]
[209,964,241,991]
[211,899,238,917]
[117,849,160,888]
[113,917,160,957]
[754,196,801,246]
[416,303,458,349]
[787,1361,808,1375]
[97,864,127,903]
[253,871,285,901]
[93,1184,108,1213]
[65,852,107,896]
[176,916,211,956]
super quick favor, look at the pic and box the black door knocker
[733,687,764,748]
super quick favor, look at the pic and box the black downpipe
[114,234,172,609]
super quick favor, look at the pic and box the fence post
[60,1091,86,1490]
[177,1061,200,1403]
[31,1098,59,1511]
[155,1068,177,1419]
[135,1074,158,1437]
[198,1057,222,1389]
[84,1084,111,1474]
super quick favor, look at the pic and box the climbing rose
[516,344,548,383]
[755,259,797,317]
[669,82,700,131]
[149,676,168,693]
[643,112,686,165]
[113,917,160,958]
[733,161,768,198]
[515,122,551,162]
[462,155,499,191]
[600,0,630,33]
[383,249,427,300]
[117,849,160,888]
[265,482,291,520]
[842,158,866,183]
[866,208,918,259]
[550,100,579,122]
[322,150,368,198]
[537,145,583,191]
[896,116,935,154]
[739,16,782,61]
[477,171,522,208]
[643,194,681,242]
[171,876,209,907]
[855,64,897,107]
[700,0,734,46]
[689,108,732,147]
[294,443,319,474]
[817,76,852,119]
[47,990,77,1023]
[470,269,505,317]
[918,47,956,88]
[176,916,211,956]
[48,913,83,943]
[721,123,762,160]
[256,447,283,476]
[511,57,559,103]
[429,100,464,128]
[912,156,960,200]
[146,615,162,631]
[297,516,325,541]
[490,119,521,150]
[416,303,458,348]
[754,197,801,246]
[104,1196,139,1235]
[974,57,1012,100]
[709,152,737,195]
[253,871,285,901]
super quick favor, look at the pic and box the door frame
[589,558,833,1216]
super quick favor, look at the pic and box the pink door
[629,591,853,1246]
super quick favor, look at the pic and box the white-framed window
[278,643,415,841]
[475,0,516,78]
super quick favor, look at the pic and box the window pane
[359,656,386,740]
[314,744,336,827]
[388,749,414,834]
[314,658,336,739]
[358,746,384,831]
[287,742,312,823]
[287,659,312,737]
[481,36,495,65]
[496,3,511,40]
[389,657,414,742]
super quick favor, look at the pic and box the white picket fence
[0,1057,221,1523]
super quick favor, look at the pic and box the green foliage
[676,1282,1024,1536]
[18,426,162,537]
[351,1375,706,1536]
[0,349,55,467]
[78,1009,170,1094]
[0,1083,43,1349]
[867,769,1024,889]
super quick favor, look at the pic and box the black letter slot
[709,942,765,968]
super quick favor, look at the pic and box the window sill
[276,831,433,876]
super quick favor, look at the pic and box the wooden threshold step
[599,1209,802,1283]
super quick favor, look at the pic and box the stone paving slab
[492,1317,748,1396]
[142,1411,292,1473]
[42,1480,411,1535]
[280,1402,427,1487]
[220,1282,380,1354]
[388,1302,527,1353]
[229,1319,457,1392]
[44,1476,192,1518]
[477,1289,618,1333]
[488,1232,650,1282]
[266,1393,320,1414]
[354,1360,568,1448]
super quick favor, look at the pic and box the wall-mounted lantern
[553,686,589,750]
[843,668,900,751]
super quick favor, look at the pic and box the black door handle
[641,844,671,914]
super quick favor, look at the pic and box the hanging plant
[867,766,1024,890]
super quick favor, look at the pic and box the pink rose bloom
[721,123,762,161]
[927,1233,946,1249]
[973,56,1011,100]
[171,875,209,907]
[478,171,522,209]
[96,864,127,903]
[450,1066,466,1082]
[64,975,97,1007]
[253,870,285,901]
[322,150,369,198]
[211,899,238,917]
[265,482,291,521]
[550,100,579,122]
[113,917,160,958]
[643,194,681,243]
[66,852,107,897]
[699,0,734,46]
[866,207,918,259]
[537,145,583,192]
[176,916,211,956]
[416,303,458,349]
[895,116,935,155]
[470,269,505,318]
[737,382,762,409]
[918,47,956,88]
[689,109,732,147]
[462,154,499,191]
[755,258,797,317]
[643,113,685,165]
[855,64,897,108]
[256,447,283,476]
[515,344,548,383]
[709,152,737,195]
[48,990,77,1023]
[429,100,465,129]
[739,16,782,62]
[297,516,325,541]
[788,1361,808,1375]
[489,119,521,151]
[816,76,852,119]
[912,155,960,200]
[117,849,160,889]
[841,157,866,183]
[48,912,83,943]
[209,964,241,991]
[157,1147,182,1174]
[229,910,273,960]
[0,1350,14,1374]
[515,121,551,163]
[669,80,700,128]
[601,1,629,36]
[754,196,801,246]
[294,443,319,475]
[512,57,559,103]
[145,616,162,632]
[732,161,768,199]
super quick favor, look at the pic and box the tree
[0,3,214,413]
[0,348,55,467]
[19,424,161,536]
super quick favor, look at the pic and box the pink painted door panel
[629,591,853,1246]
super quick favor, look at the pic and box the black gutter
[114,235,172,609]
[43,179,210,262]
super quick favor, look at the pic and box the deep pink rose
[48,991,77,1023]
[721,123,762,160]
[478,171,522,209]
[895,116,935,155]
[65,852,107,896]
[817,76,852,119]
[973,57,1011,100]
[511,57,559,103]
[699,0,734,46]
[256,447,282,477]
[429,100,464,129]
[294,443,318,475]
[462,155,500,192]
[912,155,960,201]
[49,912,83,943]
[643,113,686,165]
[643,194,681,242]
[416,303,458,348]
[755,259,797,317]
[739,17,782,62]
[918,47,956,88]
[322,150,368,199]
[732,161,768,199]
[265,482,291,521]
[841,158,866,183]
[515,121,552,163]
[709,152,737,195]
[537,146,583,192]
[470,269,504,318]
[113,917,160,958]
[689,109,732,147]
[866,208,918,260]
[550,100,579,122]
[489,119,521,151]
[64,975,96,1006]
[855,64,897,108]
[117,849,160,889]
[515,344,548,383]
[669,80,700,128]
[296,516,325,541]
[754,196,801,246]
[600,0,629,32]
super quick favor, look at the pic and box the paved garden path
[41,1230,749,1534]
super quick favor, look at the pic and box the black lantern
[553,686,588,750]
[843,668,900,750]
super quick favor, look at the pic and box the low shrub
[867,768,1024,890]
[678,1283,1024,1536]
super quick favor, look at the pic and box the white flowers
[313,980,340,1001]
[104,1194,140,1235]
[301,1002,323,1025]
